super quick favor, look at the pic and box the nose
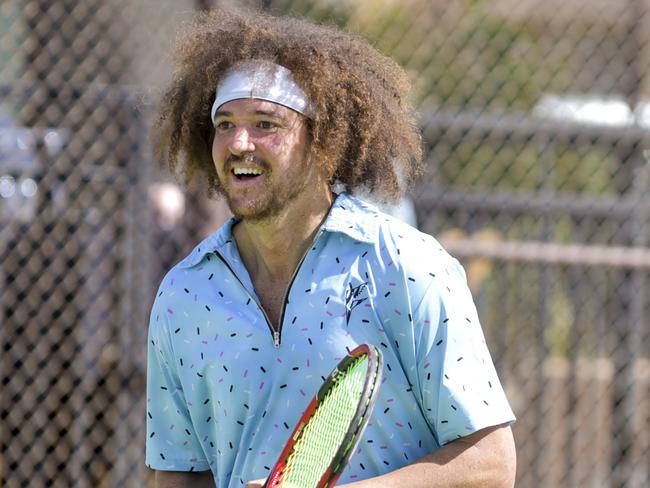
[228,127,255,155]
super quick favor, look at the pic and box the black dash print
[150,432,155,438]
[384,291,391,297]
[246,298,251,305]
[360,463,366,470]
[218,292,224,298]
[335,257,340,263]
[291,316,297,324]
[457,357,463,362]
[279,384,287,389]
[184,288,190,294]
[283,422,290,429]
[252,347,259,351]
[361,251,368,258]
[179,358,183,366]
[383,407,390,413]
[160,453,165,460]
[325,296,330,304]
[260,366,266,373]
[206,417,211,423]
[386,363,392,372]
[185,429,191,436]
[229,385,234,393]
[408,277,415,282]
[380,342,388,348]
[320,321,324,329]
[230,333,237,337]
[237,420,244,426]
[174,328,180,334]
[436,340,443,346]
[197,327,200,335]
[223,365,228,372]
[208,273,213,280]
[305,289,311,293]
[204,398,210,404]
[197,372,203,378]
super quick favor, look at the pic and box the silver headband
[210,62,313,125]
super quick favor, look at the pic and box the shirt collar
[177,192,379,269]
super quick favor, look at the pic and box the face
[212,98,323,221]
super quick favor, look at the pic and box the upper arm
[155,470,215,488]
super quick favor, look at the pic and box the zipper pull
[273,330,280,348]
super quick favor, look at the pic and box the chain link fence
[1,0,649,486]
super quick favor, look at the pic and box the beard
[220,153,311,222]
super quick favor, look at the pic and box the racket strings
[280,355,369,487]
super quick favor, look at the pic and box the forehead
[215,98,301,119]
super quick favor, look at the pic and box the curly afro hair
[152,4,423,204]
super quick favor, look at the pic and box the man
[146,6,516,488]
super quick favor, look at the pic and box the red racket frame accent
[264,344,383,488]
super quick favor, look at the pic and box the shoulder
[337,193,467,304]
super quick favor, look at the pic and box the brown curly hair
[152,4,423,204]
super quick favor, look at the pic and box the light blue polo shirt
[146,192,515,487]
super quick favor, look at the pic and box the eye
[215,120,233,131]
[257,120,277,130]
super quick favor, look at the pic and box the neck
[233,187,335,284]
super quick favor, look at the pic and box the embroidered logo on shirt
[345,281,368,324]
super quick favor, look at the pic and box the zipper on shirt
[213,229,323,348]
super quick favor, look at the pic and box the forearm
[154,470,215,488]
[342,423,516,488]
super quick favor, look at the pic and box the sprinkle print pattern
[145,193,515,488]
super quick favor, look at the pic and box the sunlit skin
[212,98,326,222]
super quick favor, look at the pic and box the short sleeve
[413,259,515,446]
[145,291,211,472]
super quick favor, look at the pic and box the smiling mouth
[232,167,264,181]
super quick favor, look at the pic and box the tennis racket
[264,343,383,488]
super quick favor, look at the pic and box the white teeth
[233,167,263,176]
